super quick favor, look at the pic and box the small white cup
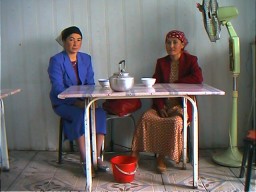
[141,78,156,87]
[98,79,110,88]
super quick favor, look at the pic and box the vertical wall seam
[21,0,31,150]
[122,0,127,61]
[87,0,92,55]
[70,0,74,24]
[140,0,144,65]
[105,0,110,77]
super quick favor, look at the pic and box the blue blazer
[48,51,95,106]
[48,51,106,139]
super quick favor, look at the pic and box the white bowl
[98,79,110,88]
[141,78,156,87]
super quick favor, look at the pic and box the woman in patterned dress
[131,30,203,173]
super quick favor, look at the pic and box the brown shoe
[156,155,166,173]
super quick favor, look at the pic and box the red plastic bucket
[110,155,138,183]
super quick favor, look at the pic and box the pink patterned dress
[132,61,184,163]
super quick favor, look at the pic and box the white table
[0,88,21,171]
[58,83,225,191]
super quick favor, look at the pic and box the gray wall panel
[1,0,255,150]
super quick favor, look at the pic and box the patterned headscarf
[165,30,188,47]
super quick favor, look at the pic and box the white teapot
[109,60,134,92]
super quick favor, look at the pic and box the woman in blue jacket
[48,26,109,176]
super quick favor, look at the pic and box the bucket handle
[114,163,138,175]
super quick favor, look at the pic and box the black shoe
[97,164,110,172]
[97,156,110,172]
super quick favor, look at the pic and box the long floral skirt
[131,106,183,163]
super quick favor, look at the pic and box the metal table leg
[189,97,198,189]
[1,98,10,171]
[183,98,188,169]
[85,99,92,191]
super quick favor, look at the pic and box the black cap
[61,26,83,41]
